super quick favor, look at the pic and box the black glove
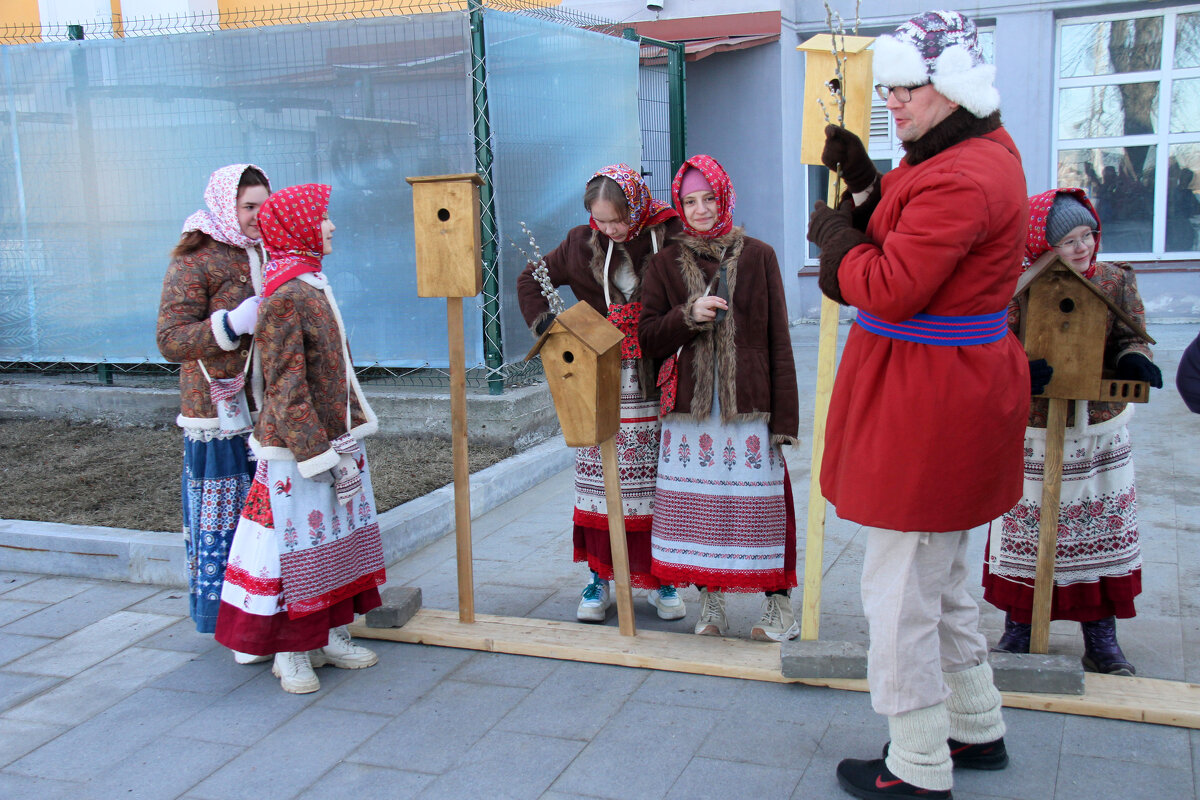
[1116,352,1162,388]
[821,125,878,194]
[534,313,556,336]
[807,199,854,249]
[1029,358,1053,395]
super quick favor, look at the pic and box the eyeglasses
[1053,231,1097,251]
[875,83,929,103]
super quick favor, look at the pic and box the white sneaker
[233,650,271,665]
[694,589,727,636]
[309,626,379,669]
[577,576,612,622]
[751,593,800,642]
[648,585,686,620]
[272,651,320,694]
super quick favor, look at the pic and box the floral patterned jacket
[156,240,261,429]
[250,273,377,477]
[1012,260,1153,429]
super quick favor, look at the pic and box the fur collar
[586,223,669,305]
[676,226,745,262]
[902,108,1001,165]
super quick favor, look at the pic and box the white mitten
[331,454,362,506]
[226,295,262,336]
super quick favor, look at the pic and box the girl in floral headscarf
[214,184,386,695]
[516,164,685,624]
[639,155,800,641]
[157,164,269,652]
[984,188,1161,676]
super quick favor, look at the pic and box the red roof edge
[627,11,781,42]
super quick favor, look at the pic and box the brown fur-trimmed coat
[638,228,799,445]
[156,240,261,428]
[516,219,682,397]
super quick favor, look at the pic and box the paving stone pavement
[2,324,1200,799]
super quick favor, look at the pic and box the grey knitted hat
[1047,194,1096,246]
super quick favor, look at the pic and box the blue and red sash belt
[855,309,1008,346]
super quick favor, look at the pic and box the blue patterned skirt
[182,433,255,633]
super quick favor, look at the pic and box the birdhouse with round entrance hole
[525,301,625,447]
[406,173,483,298]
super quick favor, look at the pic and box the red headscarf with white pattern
[182,163,270,250]
[259,184,331,298]
[587,163,676,241]
[671,154,736,239]
[1026,187,1101,279]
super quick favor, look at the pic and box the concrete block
[988,651,1085,695]
[780,639,868,679]
[364,586,422,628]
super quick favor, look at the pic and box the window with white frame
[1055,7,1200,257]
[805,29,994,262]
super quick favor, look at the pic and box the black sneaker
[881,737,1008,770]
[836,758,951,799]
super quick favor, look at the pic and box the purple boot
[1081,617,1135,676]
[991,613,1031,654]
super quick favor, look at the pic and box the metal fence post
[666,40,686,178]
[469,1,504,395]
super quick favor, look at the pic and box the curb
[0,438,575,588]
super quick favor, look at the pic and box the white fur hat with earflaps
[872,10,1000,119]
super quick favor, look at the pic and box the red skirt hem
[214,587,382,655]
[573,522,661,588]
[982,564,1140,623]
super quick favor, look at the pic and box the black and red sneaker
[882,737,1009,770]
[836,758,951,799]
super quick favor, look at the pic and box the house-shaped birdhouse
[405,173,483,298]
[1015,251,1156,403]
[525,301,625,447]
[797,34,874,166]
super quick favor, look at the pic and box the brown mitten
[821,125,879,194]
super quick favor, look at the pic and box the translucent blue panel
[484,11,640,362]
[0,14,476,366]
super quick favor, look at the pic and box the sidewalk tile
[0,672,59,714]
[316,642,472,716]
[669,757,803,799]
[0,572,40,596]
[1,576,96,604]
[125,588,190,618]
[550,699,715,799]
[3,583,162,639]
[150,641,277,695]
[450,651,559,690]
[7,611,177,677]
[190,706,390,800]
[138,619,223,655]
[71,734,239,800]
[1056,753,1191,800]
[951,707,1063,800]
[5,687,214,782]
[1061,713,1190,768]
[497,660,648,741]
[350,680,529,774]
[296,763,435,800]
[4,646,194,726]
[0,717,66,768]
[630,669,742,711]
[0,598,50,628]
[418,730,584,799]
[696,713,822,770]
[0,770,79,800]
[0,632,52,666]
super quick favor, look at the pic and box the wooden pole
[448,297,475,623]
[800,177,844,641]
[1030,397,1068,653]
[600,436,636,636]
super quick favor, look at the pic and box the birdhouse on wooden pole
[797,34,874,167]
[525,301,625,448]
[407,173,483,298]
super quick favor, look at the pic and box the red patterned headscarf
[259,184,331,298]
[182,163,270,250]
[1026,187,1101,279]
[672,155,736,239]
[587,163,676,241]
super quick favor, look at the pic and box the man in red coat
[807,11,1030,800]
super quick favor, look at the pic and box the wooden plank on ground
[351,609,1200,729]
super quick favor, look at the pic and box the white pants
[861,527,990,716]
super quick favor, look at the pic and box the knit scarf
[588,163,676,240]
[671,154,736,239]
[259,184,331,298]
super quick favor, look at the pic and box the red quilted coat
[821,127,1031,532]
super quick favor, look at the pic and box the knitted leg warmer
[885,702,953,792]
[944,662,1006,744]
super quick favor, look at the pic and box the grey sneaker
[272,650,320,694]
[309,625,378,669]
[751,593,800,641]
[577,576,611,622]
[648,585,686,620]
[694,589,727,636]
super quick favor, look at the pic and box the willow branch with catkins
[509,221,564,315]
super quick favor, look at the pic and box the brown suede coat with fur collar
[517,218,681,396]
[639,228,798,445]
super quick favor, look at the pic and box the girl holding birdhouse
[984,188,1162,676]
[516,165,686,624]
[639,155,800,642]
[214,184,386,695]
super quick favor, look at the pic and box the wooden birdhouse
[406,173,483,298]
[797,34,874,166]
[525,301,625,447]
[1015,252,1156,403]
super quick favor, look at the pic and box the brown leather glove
[821,125,878,194]
[808,200,870,306]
